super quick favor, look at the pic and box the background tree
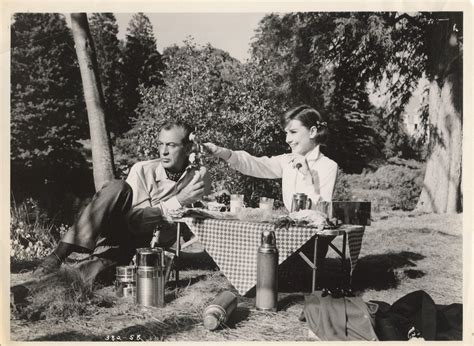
[11,13,91,212]
[413,13,462,213]
[250,13,389,173]
[71,13,115,191]
[250,12,462,212]
[122,13,164,129]
[89,13,127,137]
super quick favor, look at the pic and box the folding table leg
[342,232,347,288]
[313,236,318,292]
[175,222,181,287]
[297,237,317,291]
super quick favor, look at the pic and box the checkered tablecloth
[182,219,365,295]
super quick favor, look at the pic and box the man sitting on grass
[34,120,211,284]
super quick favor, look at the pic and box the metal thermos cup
[115,265,136,298]
[291,193,312,212]
[202,291,238,330]
[136,248,165,307]
[256,230,278,311]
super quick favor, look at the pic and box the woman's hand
[202,143,232,160]
[288,154,311,177]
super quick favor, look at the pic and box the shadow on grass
[227,306,251,327]
[272,250,426,293]
[277,293,305,311]
[11,258,40,273]
[175,250,219,270]
[11,284,30,305]
[351,251,426,291]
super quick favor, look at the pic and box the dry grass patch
[11,266,99,321]
[354,212,462,305]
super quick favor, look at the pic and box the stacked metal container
[115,265,137,298]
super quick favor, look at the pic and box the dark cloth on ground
[371,290,462,341]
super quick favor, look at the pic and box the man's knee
[101,180,132,196]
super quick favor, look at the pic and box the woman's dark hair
[161,120,194,146]
[280,105,328,145]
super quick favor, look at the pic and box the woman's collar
[305,145,321,161]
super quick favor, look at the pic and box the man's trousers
[61,180,180,265]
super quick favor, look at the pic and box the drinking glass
[259,197,274,211]
[230,194,244,213]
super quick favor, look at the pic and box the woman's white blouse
[226,145,338,211]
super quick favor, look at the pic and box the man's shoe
[74,255,117,286]
[33,253,62,277]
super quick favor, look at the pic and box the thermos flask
[256,230,279,311]
[136,247,165,307]
[202,291,238,330]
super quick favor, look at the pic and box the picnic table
[171,215,366,296]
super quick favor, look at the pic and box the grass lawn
[9,211,463,341]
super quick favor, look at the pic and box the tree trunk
[70,13,115,191]
[416,13,462,213]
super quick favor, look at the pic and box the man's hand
[176,170,206,206]
[202,143,232,160]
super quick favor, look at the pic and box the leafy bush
[343,159,425,211]
[10,198,68,261]
[393,178,423,211]
[332,172,354,201]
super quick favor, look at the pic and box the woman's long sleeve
[226,150,285,179]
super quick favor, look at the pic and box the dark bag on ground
[372,290,462,341]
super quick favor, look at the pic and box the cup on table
[259,197,274,211]
[230,194,244,213]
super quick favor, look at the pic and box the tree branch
[393,13,423,27]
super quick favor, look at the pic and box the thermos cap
[136,247,164,267]
[260,231,278,253]
[261,230,276,246]
[203,313,220,330]
[203,305,226,330]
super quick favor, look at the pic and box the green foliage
[89,13,128,136]
[122,13,164,126]
[10,13,93,210]
[344,159,425,211]
[332,172,354,201]
[10,198,68,261]
[123,40,287,206]
[11,13,87,165]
